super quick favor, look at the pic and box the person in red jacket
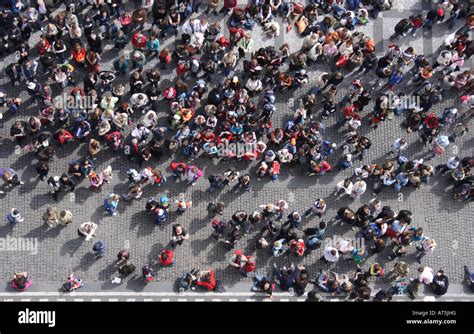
[159,249,175,266]
[290,239,306,257]
[36,38,51,55]
[132,31,147,51]
[195,269,216,291]
[57,128,73,145]
[219,0,237,16]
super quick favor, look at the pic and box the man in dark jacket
[431,270,449,296]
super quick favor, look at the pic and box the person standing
[417,266,435,285]
[59,210,73,225]
[7,208,24,224]
[416,237,437,263]
[104,193,120,216]
[304,198,327,218]
[47,176,61,201]
[78,222,98,241]
[42,207,59,228]
[0,168,24,188]
[35,162,49,181]
[237,32,254,59]
[170,224,189,248]
[321,245,340,263]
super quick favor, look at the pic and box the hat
[232,76,239,83]
[27,82,36,90]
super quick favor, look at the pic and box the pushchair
[176,269,199,293]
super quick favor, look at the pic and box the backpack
[395,19,410,32]
[307,237,322,249]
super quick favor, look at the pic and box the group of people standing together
[1,0,472,300]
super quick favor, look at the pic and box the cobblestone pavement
[0,0,472,297]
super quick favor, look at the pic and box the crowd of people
[1,0,473,301]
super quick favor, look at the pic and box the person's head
[307,290,322,301]
[161,252,169,261]
[330,249,337,256]
[417,266,425,273]
[262,282,271,291]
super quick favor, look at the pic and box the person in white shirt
[351,179,367,199]
[333,178,353,199]
[322,246,340,263]
[131,124,150,143]
[435,156,460,175]
[418,266,434,285]
[141,110,157,128]
[130,93,149,113]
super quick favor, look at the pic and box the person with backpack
[142,265,156,283]
[92,240,106,258]
[6,208,24,224]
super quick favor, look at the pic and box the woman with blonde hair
[88,138,101,159]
